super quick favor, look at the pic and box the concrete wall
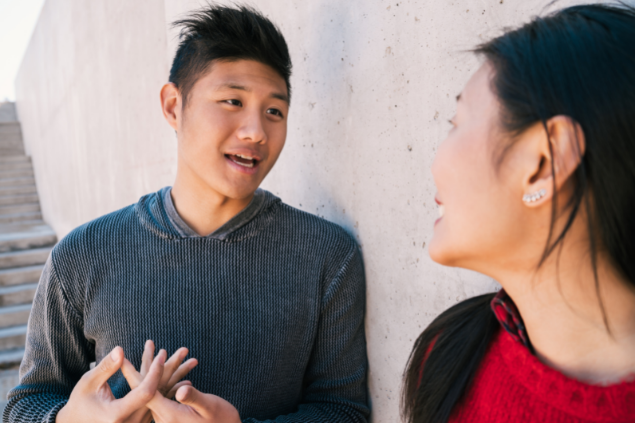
[15,0,608,421]
[16,0,177,237]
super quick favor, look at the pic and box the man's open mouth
[225,154,258,169]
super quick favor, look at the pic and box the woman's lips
[435,198,444,225]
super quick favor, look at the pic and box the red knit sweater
[449,328,635,422]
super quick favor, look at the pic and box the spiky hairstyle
[169,4,292,106]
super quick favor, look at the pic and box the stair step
[0,265,44,287]
[0,220,45,232]
[0,211,42,225]
[0,283,38,307]
[0,185,36,196]
[0,177,35,188]
[0,160,31,171]
[0,123,22,143]
[0,203,39,216]
[0,204,39,217]
[0,349,23,367]
[0,325,27,351]
[0,102,17,123]
[0,304,31,329]
[0,194,38,206]
[0,148,25,158]
[0,155,28,164]
[0,185,37,198]
[0,147,25,157]
[0,168,34,179]
[0,248,50,270]
[0,228,56,253]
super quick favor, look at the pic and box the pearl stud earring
[523,189,547,203]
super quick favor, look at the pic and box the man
[4,5,369,423]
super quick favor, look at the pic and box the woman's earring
[523,189,547,204]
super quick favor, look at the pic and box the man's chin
[216,183,261,202]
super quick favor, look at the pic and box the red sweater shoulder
[450,327,635,423]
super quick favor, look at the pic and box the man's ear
[521,115,585,208]
[160,83,181,131]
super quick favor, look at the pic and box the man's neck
[170,172,254,237]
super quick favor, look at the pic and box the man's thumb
[175,385,204,407]
[89,346,124,387]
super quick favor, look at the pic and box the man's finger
[147,389,190,416]
[160,347,189,388]
[165,358,198,391]
[121,358,143,389]
[141,339,155,376]
[85,346,125,389]
[165,380,192,400]
[175,386,210,415]
[116,349,166,415]
[174,386,241,421]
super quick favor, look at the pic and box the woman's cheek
[429,132,486,266]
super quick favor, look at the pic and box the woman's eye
[267,108,284,118]
[224,99,242,107]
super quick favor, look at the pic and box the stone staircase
[0,102,57,376]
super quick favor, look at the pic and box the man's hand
[55,346,166,423]
[121,340,199,423]
[146,386,241,423]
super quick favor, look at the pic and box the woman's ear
[160,83,181,131]
[521,115,585,208]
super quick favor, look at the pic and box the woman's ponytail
[402,293,498,423]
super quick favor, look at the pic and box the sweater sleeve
[3,254,94,423]
[242,240,370,423]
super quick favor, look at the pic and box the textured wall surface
[15,0,176,237]
[15,0,602,421]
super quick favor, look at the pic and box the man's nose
[236,110,267,144]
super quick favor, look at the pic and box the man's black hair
[170,4,292,107]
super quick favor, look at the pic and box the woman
[403,4,635,423]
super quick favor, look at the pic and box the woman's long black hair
[402,4,635,423]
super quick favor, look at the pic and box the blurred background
[0,0,45,101]
[0,0,625,419]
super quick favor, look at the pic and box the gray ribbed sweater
[4,188,369,423]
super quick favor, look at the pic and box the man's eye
[267,108,284,118]
[224,99,242,107]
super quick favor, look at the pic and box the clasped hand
[56,340,240,423]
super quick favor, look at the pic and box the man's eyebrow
[271,92,289,103]
[218,83,289,104]
[220,83,250,92]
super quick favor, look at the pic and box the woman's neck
[499,222,635,385]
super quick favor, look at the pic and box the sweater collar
[135,187,280,240]
[491,289,533,352]
[160,187,268,240]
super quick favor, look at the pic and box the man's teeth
[438,205,445,218]
[230,155,255,168]
[235,154,253,160]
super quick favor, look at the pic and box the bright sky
[0,0,46,101]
